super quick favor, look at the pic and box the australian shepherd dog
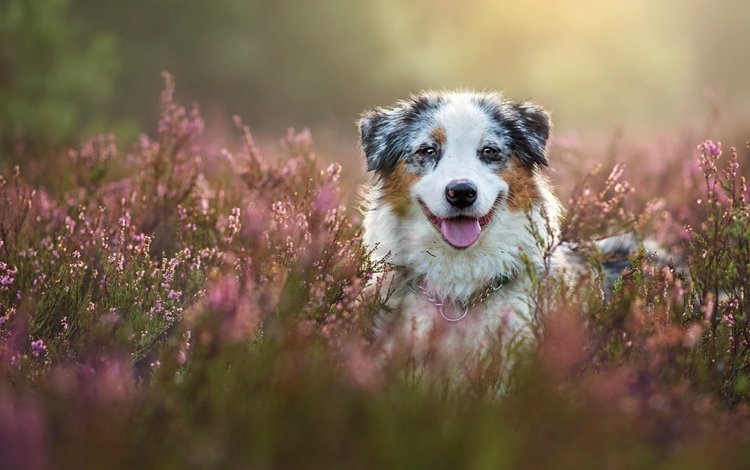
[358,91,610,366]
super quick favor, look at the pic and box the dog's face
[359,92,551,249]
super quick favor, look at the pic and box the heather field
[4,1,750,467]
[1,73,750,469]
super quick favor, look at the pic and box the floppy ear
[359,94,443,175]
[358,108,385,172]
[510,101,552,167]
[357,106,404,176]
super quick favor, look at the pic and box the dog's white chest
[375,279,535,360]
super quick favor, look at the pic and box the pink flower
[313,184,338,216]
[226,207,241,242]
[207,276,240,314]
[698,140,722,158]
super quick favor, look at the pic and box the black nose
[445,180,477,209]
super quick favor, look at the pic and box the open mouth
[419,199,498,249]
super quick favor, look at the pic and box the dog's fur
[358,91,580,361]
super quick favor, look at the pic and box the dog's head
[359,91,551,250]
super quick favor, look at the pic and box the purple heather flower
[0,275,13,286]
[31,339,46,357]
[168,290,182,300]
[698,140,722,158]
[697,140,722,173]
[119,212,131,229]
[149,299,165,318]
[64,216,76,234]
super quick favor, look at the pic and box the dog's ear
[359,94,441,176]
[358,106,402,175]
[510,101,552,167]
[358,108,383,172]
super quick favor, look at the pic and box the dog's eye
[481,146,499,158]
[418,147,437,157]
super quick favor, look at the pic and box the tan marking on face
[499,159,541,211]
[380,162,418,216]
[431,126,446,146]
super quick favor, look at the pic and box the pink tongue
[440,218,481,248]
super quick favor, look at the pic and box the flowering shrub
[0,75,749,467]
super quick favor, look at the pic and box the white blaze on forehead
[412,95,508,219]
[434,94,494,150]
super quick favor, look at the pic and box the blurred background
[1,0,749,162]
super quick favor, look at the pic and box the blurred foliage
[3,0,749,161]
[0,0,119,159]
[68,0,750,137]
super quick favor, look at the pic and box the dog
[357,91,631,365]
